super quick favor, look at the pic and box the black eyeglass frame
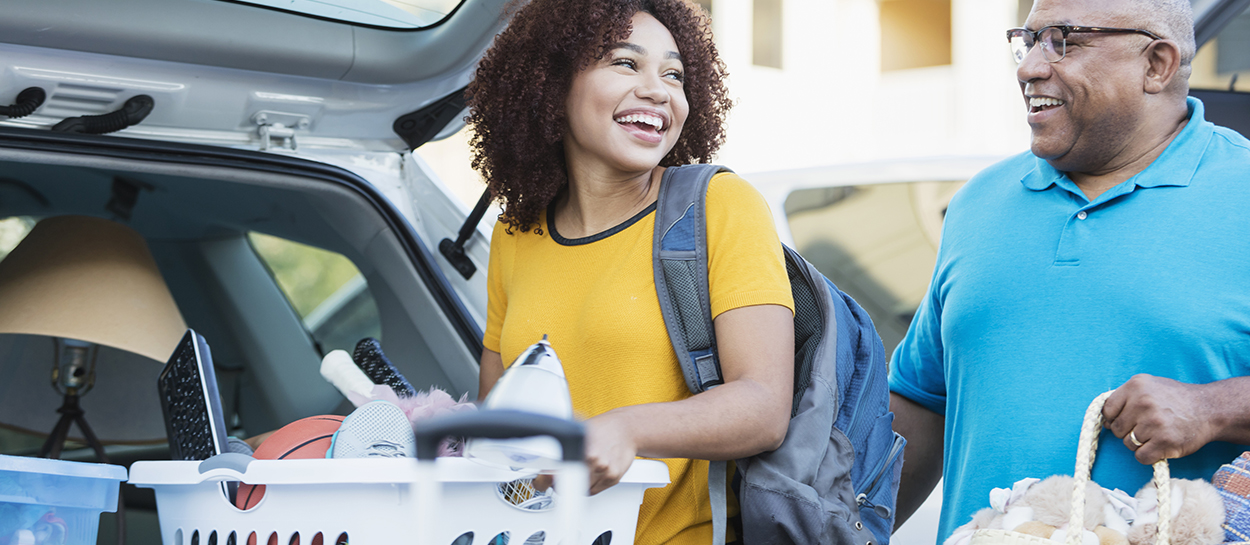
[1006,25,1164,63]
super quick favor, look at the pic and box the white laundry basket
[128,410,669,545]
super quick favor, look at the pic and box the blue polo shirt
[889,97,1250,543]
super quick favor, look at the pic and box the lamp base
[38,391,126,545]
[39,392,105,461]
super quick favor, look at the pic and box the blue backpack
[652,164,906,545]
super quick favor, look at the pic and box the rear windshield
[226,0,464,29]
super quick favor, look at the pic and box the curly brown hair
[466,0,732,233]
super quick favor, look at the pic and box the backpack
[652,164,906,545]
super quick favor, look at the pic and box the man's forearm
[1203,376,1250,445]
[890,392,945,530]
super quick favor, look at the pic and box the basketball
[235,415,345,511]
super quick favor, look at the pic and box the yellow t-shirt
[483,172,794,545]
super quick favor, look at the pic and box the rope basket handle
[1069,391,1171,545]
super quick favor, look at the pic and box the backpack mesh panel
[787,256,821,418]
[663,259,713,351]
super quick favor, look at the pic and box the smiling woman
[466,0,731,235]
[467,2,796,544]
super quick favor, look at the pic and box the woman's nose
[634,72,670,103]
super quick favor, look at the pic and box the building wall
[418,0,1036,206]
[709,0,1031,175]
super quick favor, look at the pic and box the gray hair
[1137,0,1196,79]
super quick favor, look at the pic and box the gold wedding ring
[1129,430,1144,447]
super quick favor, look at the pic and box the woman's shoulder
[488,218,513,245]
[705,169,771,214]
[489,209,550,240]
[707,169,758,194]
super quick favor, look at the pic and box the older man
[888,0,1250,541]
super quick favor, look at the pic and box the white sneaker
[329,400,415,459]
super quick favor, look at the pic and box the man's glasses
[1006,25,1163,63]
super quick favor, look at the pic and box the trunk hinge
[253,111,309,151]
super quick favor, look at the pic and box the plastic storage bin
[0,454,127,545]
[128,411,670,545]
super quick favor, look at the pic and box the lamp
[0,215,187,455]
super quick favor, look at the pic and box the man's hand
[1103,374,1220,464]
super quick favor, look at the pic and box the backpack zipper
[845,296,889,479]
[855,432,906,518]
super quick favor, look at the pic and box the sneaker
[225,436,255,456]
[352,338,416,398]
[329,400,415,459]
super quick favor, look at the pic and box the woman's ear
[1143,39,1182,95]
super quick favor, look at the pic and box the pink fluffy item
[1127,478,1224,545]
[355,384,477,457]
[320,349,476,457]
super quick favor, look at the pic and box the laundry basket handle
[415,409,585,461]
[1070,391,1171,545]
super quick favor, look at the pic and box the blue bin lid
[0,454,127,481]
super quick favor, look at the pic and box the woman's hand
[584,411,640,495]
[530,412,638,495]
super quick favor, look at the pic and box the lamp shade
[0,215,187,444]
[0,215,186,362]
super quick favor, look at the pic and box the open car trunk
[0,127,483,539]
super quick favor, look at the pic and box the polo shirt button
[1077,211,1088,220]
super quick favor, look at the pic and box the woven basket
[968,391,1172,545]
[1213,451,1250,544]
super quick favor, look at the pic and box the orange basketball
[236,415,345,511]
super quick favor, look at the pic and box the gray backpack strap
[653,164,731,393]
[709,459,728,545]
[654,164,734,545]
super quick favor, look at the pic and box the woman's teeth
[615,113,664,131]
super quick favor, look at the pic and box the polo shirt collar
[1020,97,1214,195]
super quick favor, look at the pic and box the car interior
[0,134,483,541]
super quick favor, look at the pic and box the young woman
[468,1,795,543]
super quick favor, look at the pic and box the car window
[1191,3,1250,92]
[248,232,382,354]
[0,216,44,455]
[224,0,464,29]
[785,180,965,357]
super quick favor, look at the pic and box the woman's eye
[665,71,685,82]
[611,58,637,70]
